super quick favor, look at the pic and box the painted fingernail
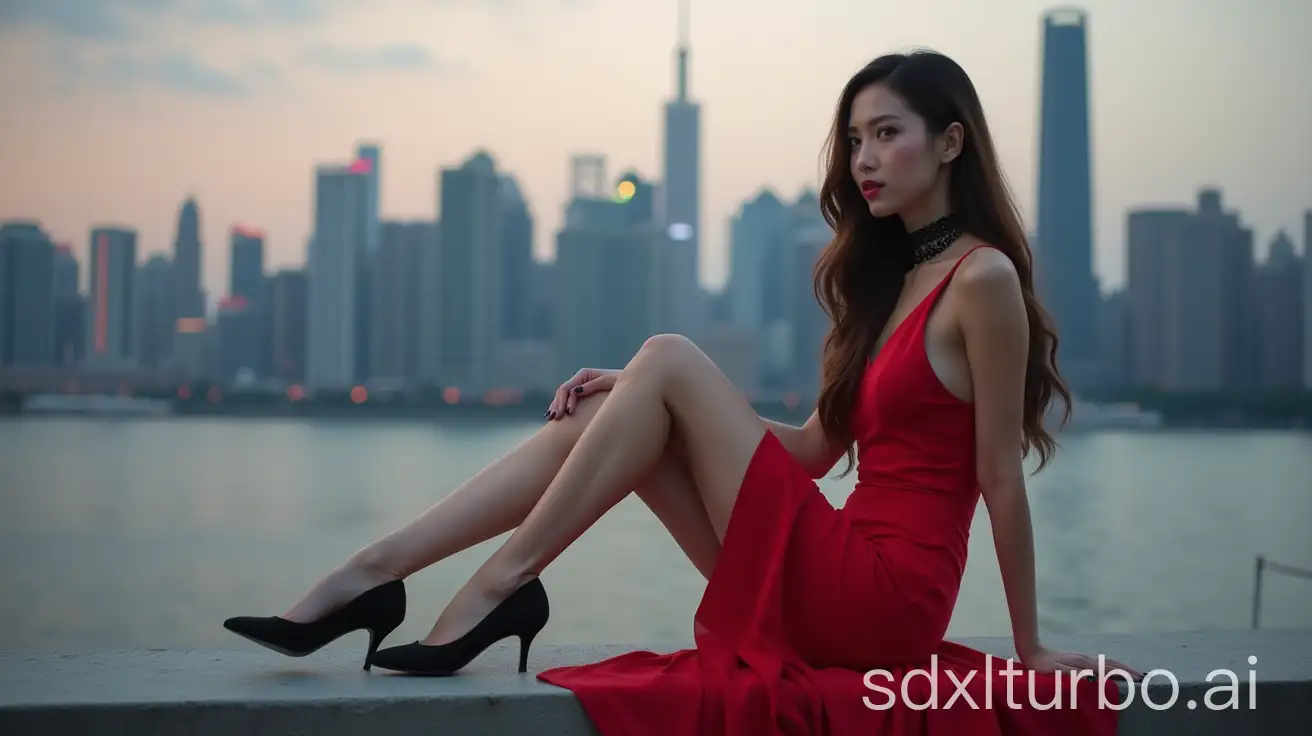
[572,386,583,393]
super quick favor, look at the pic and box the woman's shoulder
[955,238,1019,290]
[950,239,1023,313]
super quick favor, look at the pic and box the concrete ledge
[2,630,1310,735]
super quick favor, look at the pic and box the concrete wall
[2,630,1309,735]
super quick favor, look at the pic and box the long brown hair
[814,49,1070,476]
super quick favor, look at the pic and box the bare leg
[423,334,765,644]
[283,390,719,623]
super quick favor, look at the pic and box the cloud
[0,0,347,40]
[188,0,349,28]
[0,0,172,41]
[299,43,452,76]
[49,44,278,97]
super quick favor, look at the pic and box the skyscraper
[372,220,433,383]
[499,174,535,341]
[134,254,175,371]
[1035,8,1099,387]
[356,143,381,257]
[173,196,204,319]
[427,150,503,391]
[661,0,701,337]
[86,227,137,367]
[268,268,308,383]
[307,162,369,388]
[0,221,56,366]
[554,172,665,375]
[229,226,265,303]
[1304,210,1312,389]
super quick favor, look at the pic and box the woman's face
[847,83,946,221]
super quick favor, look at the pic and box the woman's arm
[956,249,1042,662]
[761,410,843,479]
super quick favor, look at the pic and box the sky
[1,0,1309,303]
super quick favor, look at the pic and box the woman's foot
[421,565,536,645]
[283,553,402,624]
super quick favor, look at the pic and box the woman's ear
[940,122,964,164]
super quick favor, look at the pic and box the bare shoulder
[954,241,1021,305]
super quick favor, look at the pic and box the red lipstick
[860,180,883,200]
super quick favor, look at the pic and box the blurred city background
[0,0,1309,654]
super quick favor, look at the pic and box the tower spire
[676,0,689,102]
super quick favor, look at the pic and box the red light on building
[231,224,265,239]
[218,295,248,311]
[207,387,222,403]
[177,384,192,400]
[176,317,207,333]
[350,386,368,404]
[348,158,372,174]
[287,384,304,401]
[442,387,461,404]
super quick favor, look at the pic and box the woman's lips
[861,181,883,200]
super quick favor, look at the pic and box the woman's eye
[876,127,895,140]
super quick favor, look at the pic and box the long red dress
[538,245,1120,734]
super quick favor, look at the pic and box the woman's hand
[545,368,620,420]
[1022,646,1144,681]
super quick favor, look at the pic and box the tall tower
[307,163,369,389]
[173,197,203,319]
[661,0,702,336]
[1035,8,1099,388]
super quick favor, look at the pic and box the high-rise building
[1254,231,1303,388]
[1035,8,1099,387]
[134,254,175,370]
[554,173,665,376]
[215,295,264,381]
[307,161,370,388]
[1127,190,1255,391]
[372,220,433,383]
[0,221,56,366]
[660,0,702,338]
[86,227,137,367]
[1304,210,1312,389]
[52,245,84,366]
[499,174,535,340]
[356,143,381,257]
[426,150,503,391]
[173,197,204,319]
[728,189,789,333]
[268,269,308,383]
[229,226,265,303]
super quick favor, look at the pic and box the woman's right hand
[546,368,620,420]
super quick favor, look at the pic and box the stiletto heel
[517,626,541,674]
[369,576,549,676]
[223,579,406,670]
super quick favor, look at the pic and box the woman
[225,49,1142,732]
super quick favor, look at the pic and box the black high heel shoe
[223,579,406,670]
[369,576,549,676]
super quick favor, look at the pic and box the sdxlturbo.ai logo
[863,655,1259,711]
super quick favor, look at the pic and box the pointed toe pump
[369,576,549,676]
[223,579,406,670]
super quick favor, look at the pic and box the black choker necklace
[907,214,963,265]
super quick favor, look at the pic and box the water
[1,416,1310,654]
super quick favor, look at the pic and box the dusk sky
[1,0,1308,304]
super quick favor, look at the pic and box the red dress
[538,245,1120,734]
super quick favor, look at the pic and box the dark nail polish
[572,386,583,394]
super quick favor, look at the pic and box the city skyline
[1,0,1309,302]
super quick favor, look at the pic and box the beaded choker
[907,214,964,265]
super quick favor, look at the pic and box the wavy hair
[813,49,1071,476]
